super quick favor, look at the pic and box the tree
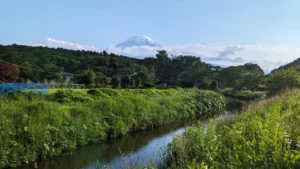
[121,76,131,88]
[136,67,156,86]
[177,60,211,87]
[85,70,96,85]
[130,78,135,87]
[215,63,264,91]
[169,55,200,80]
[208,80,218,90]
[111,76,121,88]
[75,70,96,85]
[40,64,63,83]
[0,61,20,82]
[135,77,142,88]
[155,50,171,82]
[268,67,300,95]
[95,73,104,86]
[20,62,34,82]
[102,76,110,87]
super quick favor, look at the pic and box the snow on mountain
[116,36,161,48]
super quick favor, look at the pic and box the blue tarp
[0,82,49,95]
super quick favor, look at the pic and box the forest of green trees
[0,44,267,91]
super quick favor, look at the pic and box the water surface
[15,121,193,169]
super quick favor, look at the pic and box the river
[14,120,194,169]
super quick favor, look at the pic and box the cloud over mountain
[116,36,161,48]
[29,38,100,51]
[26,36,297,73]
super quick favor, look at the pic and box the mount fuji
[116,36,161,48]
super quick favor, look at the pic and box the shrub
[208,80,218,90]
[167,89,300,168]
[53,90,93,103]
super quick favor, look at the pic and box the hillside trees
[0,44,268,90]
[177,60,212,87]
[215,63,264,91]
[267,67,300,95]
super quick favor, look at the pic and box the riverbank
[0,88,225,168]
[166,89,300,168]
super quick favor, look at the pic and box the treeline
[0,44,265,90]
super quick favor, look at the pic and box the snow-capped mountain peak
[116,36,161,48]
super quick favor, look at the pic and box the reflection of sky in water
[88,128,185,169]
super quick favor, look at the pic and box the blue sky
[1,0,300,72]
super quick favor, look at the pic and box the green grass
[219,88,265,101]
[166,89,300,169]
[0,88,225,168]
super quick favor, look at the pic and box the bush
[268,67,300,95]
[87,89,99,95]
[167,89,300,168]
[143,82,155,88]
[208,80,218,90]
[53,90,93,103]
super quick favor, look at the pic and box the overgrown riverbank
[0,88,225,168]
[166,89,300,169]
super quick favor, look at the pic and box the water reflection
[15,121,192,169]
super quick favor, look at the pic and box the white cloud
[28,38,100,51]
[107,44,300,73]
[26,38,300,73]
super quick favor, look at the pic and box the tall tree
[268,67,300,95]
[177,60,211,87]
[155,50,171,82]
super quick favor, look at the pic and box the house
[61,72,74,83]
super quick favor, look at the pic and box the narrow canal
[15,120,194,169]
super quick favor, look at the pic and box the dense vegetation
[166,89,300,168]
[0,45,265,91]
[272,57,300,72]
[0,88,225,168]
[3,44,300,169]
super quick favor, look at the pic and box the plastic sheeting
[0,82,49,95]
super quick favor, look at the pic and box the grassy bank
[0,88,225,168]
[219,88,265,101]
[166,89,300,169]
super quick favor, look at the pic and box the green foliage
[268,67,300,95]
[272,57,300,72]
[0,45,267,90]
[53,90,93,103]
[219,88,265,101]
[74,70,96,85]
[0,88,225,168]
[155,50,171,82]
[191,90,226,118]
[177,60,211,87]
[167,89,300,168]
[111,76,121,88]
[0,45,146,83]
[121,75,132,88]
[208,80,218,90]
[135,77,142,88]
[42,64,63,82]
[216,63,264,91]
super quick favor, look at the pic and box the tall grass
[0,88,225,168]
[166,89,300,168]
